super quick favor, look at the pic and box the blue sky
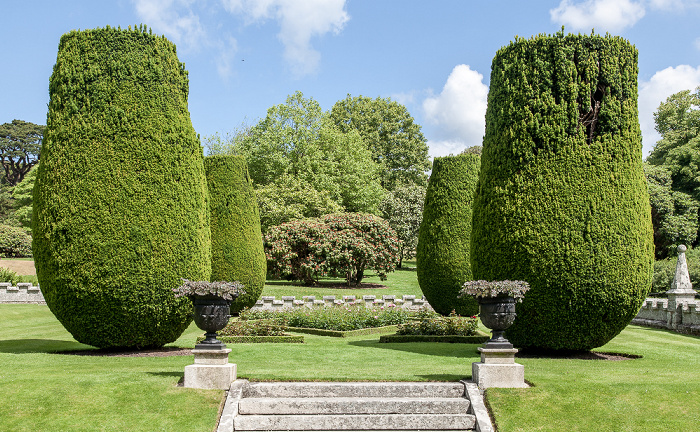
[2,0,699,158]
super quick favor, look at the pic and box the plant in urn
[460,280,530,348]
[173,279,245,349]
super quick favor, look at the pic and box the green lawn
[1,260,698,431]
[260,261,422,299]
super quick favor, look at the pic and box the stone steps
[225,381,479,432]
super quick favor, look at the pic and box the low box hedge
[196,334,304,344]
[286,325,398,338]
[378,331,490,344]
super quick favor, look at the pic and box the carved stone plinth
[472,347,527,389]
[184,347,236,389]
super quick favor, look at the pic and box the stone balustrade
[633,297,700,336]
[251,295,431,311]
[0,283,45,304]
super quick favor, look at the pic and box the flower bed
[239,303,413,331]
[195,319,305,343]
[379,312,486,343]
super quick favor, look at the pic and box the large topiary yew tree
[33,26,211,349]
[471,32,654,351]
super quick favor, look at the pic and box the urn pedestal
[472,295,527,389]
[184,294,237,389]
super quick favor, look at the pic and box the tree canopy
[647,87,700,198]
[0,120,44,186]
[330,95,431,190]
[219,91,385,222]
[645,162,698,258]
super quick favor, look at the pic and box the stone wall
[251,295,431,311]
[0,283,45,304]
[633,297,700,336]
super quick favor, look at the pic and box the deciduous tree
[0,120,44,186]
[330,95,431,190]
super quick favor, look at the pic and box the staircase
[218,380,492,432]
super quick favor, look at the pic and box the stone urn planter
[477,295,517,348]
[460,280,530,349]
[192,294,233,348]
[172,279,245,349]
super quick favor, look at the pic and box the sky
[2,0,699,159]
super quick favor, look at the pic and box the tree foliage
[34,26,210,349]
[11,164,37,233]
[645,163,698,259]
[416,154,480,317]
[256,176,342,234]
[264,213,399,286]
[647,87,700,198]
[647,87,700,247]
[471,32,654,351]
[330,95,431,190]
[0,120,44,186]
[379,183,426,267]
[232,92,385,217]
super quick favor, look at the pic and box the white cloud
[639,65,700,157]
[550,0,646,33]
[222,0,349,77]
[215,36,239,80]
[132,0,207,51]
[422,65,488,158]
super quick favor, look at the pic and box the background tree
[379,183,426,267]
[0,120,44,186]
[231,91,385,220]
[471,32,653,351]
[647,87,700,244]
[330,95,431,190]
[256,176,342,233]
[645,163,698,258]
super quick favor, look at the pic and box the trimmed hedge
[378,333,490,344]
[286,325,398,338]
[197,335,304,344]
[416,154,480,317]
[204,155,266,313]
[33,26,211,349]
[471,32,654,351]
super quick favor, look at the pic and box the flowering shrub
[239,304,412,331]
[396,311,478,336]
[172,279,245,301]
[460,280,530,302]
[323,213,400,285]
[264,213,400,286]
[264,220,331,285]
[218,319,287,336]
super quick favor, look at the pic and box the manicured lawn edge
[286,325,398,337]
[197,335,304,343]
[378,331,490,344]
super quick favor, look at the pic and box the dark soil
[54,347,192,357]
[516,350,642,361]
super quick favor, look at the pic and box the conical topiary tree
[471,32,654,351]
[416,154,480,317]
[33,26,211,349]
[204,155,266,313]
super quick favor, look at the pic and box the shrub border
[378,331,490,344]
[196,335,304,344]
[285,325,398,338]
